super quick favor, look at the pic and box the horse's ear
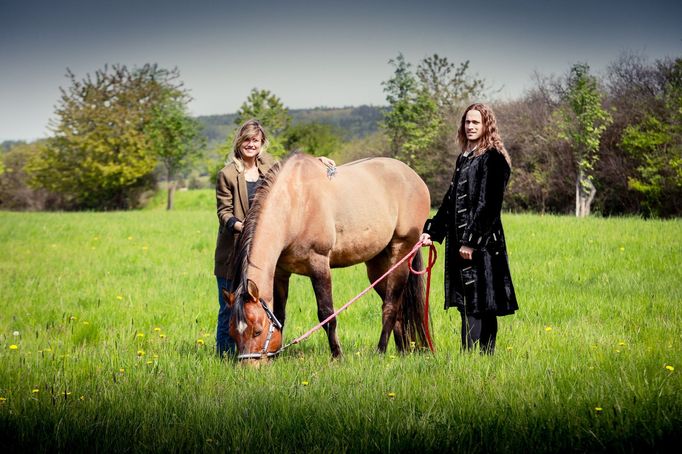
[223,288,235,308]
[246,279,259,301]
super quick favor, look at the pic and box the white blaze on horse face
[237,320,247,334]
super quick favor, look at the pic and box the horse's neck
[247,179,294,302]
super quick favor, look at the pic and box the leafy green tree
[27,64,188,209]
[557,63,612,217]
[235,88,291,136]
[620,58,682,217]
[282,122,341,156]
[146,98,205,210]
[0,141,55,210]
[382,53,441,167]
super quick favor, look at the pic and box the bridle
[236,298,283,361]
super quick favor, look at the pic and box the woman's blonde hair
[232,119,268,161]
[457,103,511,167]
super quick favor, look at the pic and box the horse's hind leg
[367,252,410,353]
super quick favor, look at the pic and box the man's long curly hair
[457,103,512,167]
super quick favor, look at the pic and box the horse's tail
[401,250,433,351]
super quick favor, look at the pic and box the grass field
[1,190,681,452]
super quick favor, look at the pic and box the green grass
[1,196,681,452]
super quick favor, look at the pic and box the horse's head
[225,279,282,365]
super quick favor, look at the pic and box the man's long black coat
[424,148,518,316]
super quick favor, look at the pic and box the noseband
[237,298,283,361]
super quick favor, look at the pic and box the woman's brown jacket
[213,153,274,279]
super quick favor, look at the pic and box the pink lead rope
[281,240,437,353]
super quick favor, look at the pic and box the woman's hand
[459,245,474,260]
[420,233,432,246]
[318,156,336,168]
[234,221,243,233]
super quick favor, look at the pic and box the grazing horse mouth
[236,298,283,361]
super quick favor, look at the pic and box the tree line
[1,52,680,217]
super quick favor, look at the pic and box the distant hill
[196,105,386,148]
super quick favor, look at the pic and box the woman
[420,103,517,354]
[213,119,335,357]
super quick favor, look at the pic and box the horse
[224,153,432,362]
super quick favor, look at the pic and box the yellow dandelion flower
[619,246,625,252]
[119,368,125,373]
[301,381,309,386]
[82,321,90,325]
[595,407,603,412]
[137,350,145,357]
[153,327,161,332]
[116,295,123,300]
[506,346,513,351]
[9,344,18,350]
[387,392,396,398]
[136,333,144,338]
[0,397,6,403]
[196,339,205,346]
[545,326,552,332]
[159,334,166,339]
[142,245,148,251]
[79,395,85,401]
[32,389,39,394]
[127,236,133,240]
[618,341,626,346]
[355,351,362,356]
[146,360,153,365]
[153,354,159,359]
[665,365,674,372]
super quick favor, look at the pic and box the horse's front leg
[273,270,291,328]
[310,266,342,358]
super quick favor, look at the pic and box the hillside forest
[1,52,680,217]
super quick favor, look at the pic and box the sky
[1,0,680,142]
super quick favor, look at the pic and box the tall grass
[1,200,680,452]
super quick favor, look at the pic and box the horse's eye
[253,325,263,337]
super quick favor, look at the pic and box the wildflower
[127,236,133,240]
[619,246,625,252]
[70,316,77,321]
[0,397,6,403]
[152,354,159,359]
[153,327,161,332]
[32,389,39,394]
[595,407,603,413]
[196,339,205,346]
[545,326,552,332]
[82,321,90,325]
[137,350,145,357]
[506,346,513,351]
[12,331,19,337]
[410,341,416,349]
[146,360,153,365]
[301,381,309,386]
[355,351,362,356]
[119,368,125,373]
[159,334,166,339]
[665,365,674,372]
[136,333,144,338]
[116,295,123,301]
[79,396,85,401]
[142,245,149,251]
[387,392,396,398]
[618,341,626,346]
[9,344,18,350]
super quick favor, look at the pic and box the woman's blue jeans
[216,277,236,357]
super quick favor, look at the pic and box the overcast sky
[1,0,680,142]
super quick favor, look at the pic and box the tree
[27,64,188,209]
[235,88,291,136]
[382,53,441,167]
[0,141,56,210]
[557,63,612,217]
[282,122,342,157]
[146,98,205,210]
[619,58,682,217]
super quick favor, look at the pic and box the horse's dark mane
[230,155,293,324]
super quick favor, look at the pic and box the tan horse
[225,153,432,362]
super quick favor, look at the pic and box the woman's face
[464,109,484,144]
[239,133,263,160]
